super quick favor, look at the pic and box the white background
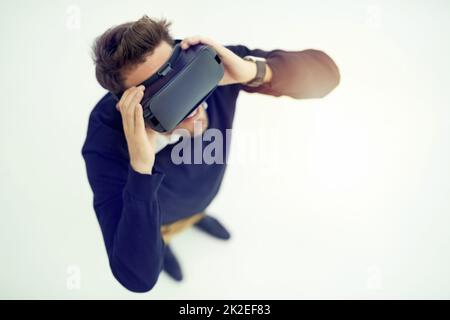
[1,0,449,299]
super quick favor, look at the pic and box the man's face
[122,41,208,136]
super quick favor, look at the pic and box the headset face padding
[114,40,224,133]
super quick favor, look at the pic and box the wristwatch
[243,55,267,87]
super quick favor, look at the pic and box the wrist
[241,59,257,84]
[131,160,153,175]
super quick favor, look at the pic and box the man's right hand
[117,85,157,175]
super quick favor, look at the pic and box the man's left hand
[180,35,265,86]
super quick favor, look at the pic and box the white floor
[1,0,449,299]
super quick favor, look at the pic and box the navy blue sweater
[81,44,340,292]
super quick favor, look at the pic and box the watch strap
[243,57,267,87]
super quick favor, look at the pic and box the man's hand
[116,85,157,175]
[180,36,271,86]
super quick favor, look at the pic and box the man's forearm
[238,48,340,99]
[266,49,340,98]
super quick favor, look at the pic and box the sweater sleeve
[81,123,166,293]
[225,44,340,99]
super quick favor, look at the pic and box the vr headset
[114,39,224,133]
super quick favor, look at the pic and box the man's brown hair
[92,15,174,94]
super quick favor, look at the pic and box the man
[82,15,340,293]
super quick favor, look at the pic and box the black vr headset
[113,39,224,133]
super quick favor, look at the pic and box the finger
[121,87,140,113]
[123,91,144,131]
[129,88,145,111]
[119,90,134,134]
[120,86,145,136]
[127,88,144,127]
[118,87,135,115]
[181,35,209,49]
[118,87,135,111]
[182,36,229,59]
[120,107,130,137]
[125,101,136,135]
[121,85,144,109]
[134,103,145,135]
